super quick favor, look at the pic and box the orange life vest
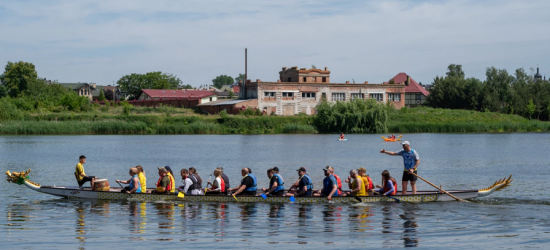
[367,175,374,190]
[333,174,343,195]
[383,177,397,195]
[220,177,226,192]
[156,175,172,193]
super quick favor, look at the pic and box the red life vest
[156,175,172,193]
[383,177,397,195]
[333,174,343,195]
[220,177,226,192]
[367,175,374,190]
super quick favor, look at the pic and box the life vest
[300,174,313,192]
[129,175,142,193]
[244,174,257,192]
[138,172,147,192]
[360,176,370,195]
[367,175,373,190]
[167,172,176,193]
[221,174,230,189]
[351,177,366,196]
[156,175,172,193]
[383,177,398,195]
[188,175,201,191]
[220,177,226,192]
[333,174,343,195]
[271,174,285,192]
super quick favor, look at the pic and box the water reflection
[207,203,228,239]
[267,204,284,238]
[239,204,257,238]
[152,202,175,241]
[400,204,419,247]
[5,203,33,230]
[349,206,373,234]
[128,201,147,235]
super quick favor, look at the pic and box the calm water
[1,134,549,249]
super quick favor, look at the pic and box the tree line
[427,64,550,120]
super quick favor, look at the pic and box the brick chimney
[324,67,327,71]
[345,81,350,84]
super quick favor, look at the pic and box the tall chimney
[245,48,247,99]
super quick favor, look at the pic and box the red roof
[391,73,429,96]
[141,89,216,99]
[232,86,240,94]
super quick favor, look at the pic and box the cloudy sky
[1,0,549,86]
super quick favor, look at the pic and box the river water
[1,134,549,249]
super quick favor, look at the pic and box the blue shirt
[322,175,339,196]
[398,149,419,171]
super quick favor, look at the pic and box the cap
[165,166,172,172]
[357,167,366,172]
[401,141,410,146]
[158,167,167,172]
[296,167,307,172]
[323,166,330,171]
[273,167,279,172]
[217,167,224,171]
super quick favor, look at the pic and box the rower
[346,169,366,197]
[328,166,343,196]
[228,168,257,196]
[217,167,231,191]
[339,133,345,140]
[262,168,284,196]
[273,167,284,185]
[189,167,202,188]
[116,167,141,194]
[206,169,225,194]
[285,167,313,197]
[314,166,339,200]
[374,170,397,196]
[136,165,147,193]
[380,141,420,194]
[75,155,95,189]
[152,167,171,194]
[164,166,176,193]
[357,167,372,196]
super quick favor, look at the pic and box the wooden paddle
[411,173,468,202]
[203,174,212,196]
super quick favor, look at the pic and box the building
[130,89,218,108]
[92,85,121,101]
[534,67,542,81]
[239,66,405,115]
[59,83,96,100]
[388,73,429,108]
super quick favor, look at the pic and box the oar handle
[411,173,465,202]
[116,181,133,198]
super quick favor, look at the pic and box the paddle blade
[177,192,185,199]
[397,139,401,141]
[289,196,296,202]
[388,195,400,203]
[232,195,239,202]
[381,136,386,139]
[399,135,402,137]
[261,194,267,199]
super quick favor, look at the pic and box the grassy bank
[0,106,547,134]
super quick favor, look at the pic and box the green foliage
[282,123,316,133]
[122,101,132,116]
[314,99,388,133]
[0,98,27,121]
[228,89,235,99]
[526,99,536,119]
[182,84,194,89]
[234,73,245,84]
[98,89,106,101]
[239,108,262,116]
[0,85,8,99]
[117,72,182,100]
[1,61,38,97]
[212,75,234,89]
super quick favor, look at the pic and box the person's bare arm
[232,185,247,195]
[380,149,399,156]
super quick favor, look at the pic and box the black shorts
[78,176,95,186]
[237,191,256,196]
[269,190,285,196]
[402,171,417,182]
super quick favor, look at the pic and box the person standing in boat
[314,166,339,200]
[262,168,284,196]
[75,155,95,189]
[136,165,147,193]
[116,167,141,194]
[228,168,257,196]
[188,167,202,188]
[152,167,172,194]
[380,141,420,195]
[374,170,397,196]
[285,167,313,197]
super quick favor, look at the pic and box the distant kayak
[382,135,402,142]
[384,138,398,142]
[338,138,347,141]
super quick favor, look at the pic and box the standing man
[380,141,420,194]
[75,155,95,189]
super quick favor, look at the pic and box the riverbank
[0,106,548,134]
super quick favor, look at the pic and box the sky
[1,0,549,87]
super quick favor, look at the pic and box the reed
[0,121,148,134]
[156,121,224,134]
[281,123,317,133]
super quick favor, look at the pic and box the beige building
[59,83,96,100]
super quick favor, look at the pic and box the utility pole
[244,48,247,99]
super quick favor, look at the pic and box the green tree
[212,75,234,89]
[182,84,193,89]
[234,73,245,84]
[1,61,38,97]
[98,89,106,101]
[117,72,182,100]
[526,99,536,119]
[228,89,235,99]
[0,85,8,99]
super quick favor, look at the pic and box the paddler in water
[285,167,313,197]
[228,168,257,196]
[339,133,345,140]
[116,167,141,194]
[380,141,420,194]
[314,166,339,200]
[152,167,172,194]
[262,168,284,196]
[75,155,95,189]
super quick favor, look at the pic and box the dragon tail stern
[477,174,512,197]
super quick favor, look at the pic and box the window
[302,92,316,98]
[282,92,294,97]
[351,93,364,100]
[388,93,401,101]
[80,89,83,95]
[264,92,276,97]
[312,77,317,82]
[369,93,383,101]
[322,77,327,83]
[416,94,422,101]
[302,77,307,82]
[332,93,346,101]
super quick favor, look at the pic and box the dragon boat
[6,169,512,203]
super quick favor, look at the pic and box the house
[239,66,405,115]
[59,82,96,101]
[92,85,121,101]
[130,89,218,108]
[388,73,429,108]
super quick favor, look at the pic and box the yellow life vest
[351,177,367,196]
[167,173,176,193]
[360,176,370,196]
